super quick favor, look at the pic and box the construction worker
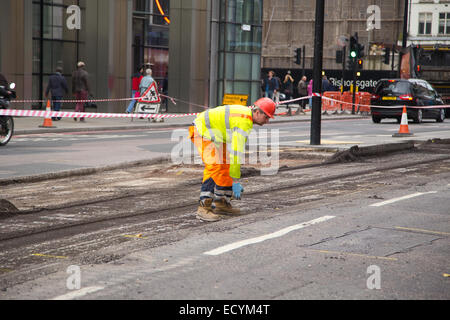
[189,97,276,222]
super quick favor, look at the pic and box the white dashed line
[370,191,437,207]
[51,286,104,300]
[204,215,336,256]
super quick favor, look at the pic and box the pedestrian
[322,75,333,92]
[72,61,91,122]
[262,70,279,101]
[273,73,282,104]
[126,66,143,113]
[297,75,308,113]
[307,79,313,108]
[283,71,294,100]
[45,66,68,121]
[139,68,163,122]
[283,70,294,114]
[139,68,155,97]
[189,97,276,222]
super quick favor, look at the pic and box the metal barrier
[321,91,342,114]
[322,91,372,115]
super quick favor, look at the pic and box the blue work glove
[232,182,244,200]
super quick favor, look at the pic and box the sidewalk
[14,106,365,135]
[14,105,450,151]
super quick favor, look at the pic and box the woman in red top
[126,67,143,113]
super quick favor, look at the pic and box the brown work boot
[196,199,222,222]
[213,199,240,215]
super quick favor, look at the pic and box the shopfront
[0,0,262,113]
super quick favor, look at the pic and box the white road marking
[204,215,335,256]
[51,286,104,300]
[369,191,437,207]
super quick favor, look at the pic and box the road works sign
[222,94,248,106]
[139,82,161,103]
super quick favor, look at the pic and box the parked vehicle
[370,79,445,123]
[0,82,16,146]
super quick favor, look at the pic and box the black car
[370,79,446,123]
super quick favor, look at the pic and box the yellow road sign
[222,94,248,106]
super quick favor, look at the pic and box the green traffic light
[350,51,357,58]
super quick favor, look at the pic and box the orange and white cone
[39,100,56,128]
[392,106,413,137]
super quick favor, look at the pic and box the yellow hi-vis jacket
[193,105,253,179]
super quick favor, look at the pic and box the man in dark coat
[45,67,68,120]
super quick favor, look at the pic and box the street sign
[139,82,161,103]
[222,94,248,106]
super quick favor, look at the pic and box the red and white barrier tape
[11,97,137,104]
[2,92,449,119]
[320,95,450,109]
[0,109,200,119]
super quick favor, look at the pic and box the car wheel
[436,109,445,122]
[372,115,381,123]
[414,109,422,123]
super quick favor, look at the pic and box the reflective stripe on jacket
[193,105,253,179]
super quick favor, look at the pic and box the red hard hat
[253,97,276,119]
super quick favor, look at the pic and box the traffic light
[356,43,365,58]
[383,47,390,64]
[349,36,357,59]
[294,48,301,65]
[357,58,363,69]
[416,64,421,74]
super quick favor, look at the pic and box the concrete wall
[168,0,211,112]
[84,0,131,113]
[0,0,33,108]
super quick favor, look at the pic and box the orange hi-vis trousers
[189,126,233,187]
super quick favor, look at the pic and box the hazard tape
[0,109,200,119]
[2,93,450,120]
[11,97,137,104]
[320,95,450,109]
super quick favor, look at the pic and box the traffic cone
[39,100,56,128]
[392,106,413,137]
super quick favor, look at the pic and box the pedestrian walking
[126,66,143,113]
[297,75,308,113]
[283,70,294,114]
[139,68,155,96]
[262,70,279,101]
[189,97,276,222]
[45,66,68,121]
[72,61,91,122]
[322,75,333,92]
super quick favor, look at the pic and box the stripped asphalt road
[1,143,449,299]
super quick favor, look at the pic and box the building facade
[0,0,263,113]
[261,0,404,71]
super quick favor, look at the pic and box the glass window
[217,0,263,105]
[33,0,85,106]
[418,12,432,35]
[234,53,251,80]
[132,0,170,86]
[439,12,450,34]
